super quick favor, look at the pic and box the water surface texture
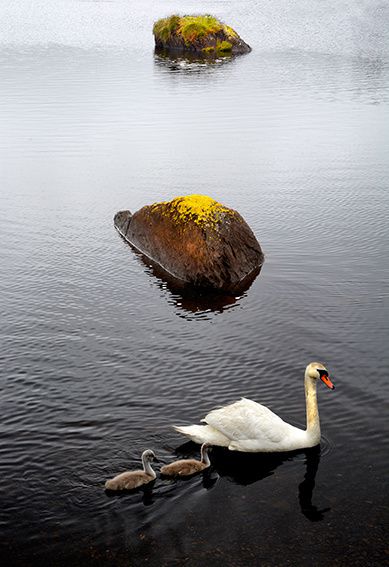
[1,1,388,565]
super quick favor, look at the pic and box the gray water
[1,1,389,565]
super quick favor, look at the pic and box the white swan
[174,362,335,452]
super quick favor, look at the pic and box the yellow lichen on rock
[151,194,233,228]
[114,195,263,292]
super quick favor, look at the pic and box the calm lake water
[1,1,389,565]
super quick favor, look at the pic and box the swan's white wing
[202,398,293,444]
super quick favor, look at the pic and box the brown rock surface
[114,195,264,293]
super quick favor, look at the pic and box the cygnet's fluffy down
[160,443,211,477]
[105,449,156,491]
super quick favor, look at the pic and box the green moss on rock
[153,15,180,43]
[216,40,232,53]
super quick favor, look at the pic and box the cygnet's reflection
[140,482,156,506]
[104,480,156,506]
[175,442,330,522]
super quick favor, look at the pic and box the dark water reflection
[154,48,236,70]
[119,236,261,317]
[298,448,330,522]
[1,0,389,566]
[161,284,244,318]
[104,445,326,520]
[177,441,326,518]
[175,442,329,522]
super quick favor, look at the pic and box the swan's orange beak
[320,374,335,390]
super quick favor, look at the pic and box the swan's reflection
[175,442,330,521]
[298,446,330,522]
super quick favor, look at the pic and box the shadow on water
[176,442,330,522]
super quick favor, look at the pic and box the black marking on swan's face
[317,368,335,390]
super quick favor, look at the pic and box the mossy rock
[153,15,251,56]
[114,195,263,293]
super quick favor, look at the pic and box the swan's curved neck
[200,446,210,466]
[142,456,156,478]
[304,374,321,443]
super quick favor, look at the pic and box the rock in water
[114,195,264,293]
[153,15,251,56]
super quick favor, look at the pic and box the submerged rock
[114,195,264,293]
[153,15,251,56]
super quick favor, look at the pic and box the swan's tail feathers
[173,424,230,447]
[173,425,206,444]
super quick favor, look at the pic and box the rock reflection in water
[154,48,235,73]
[120,237,261,315]
[155,266,261,316]
[164,279,257,316]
